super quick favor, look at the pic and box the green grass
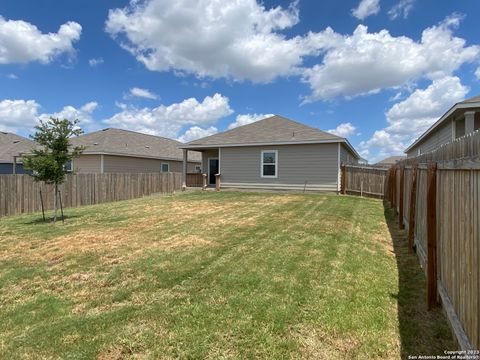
[0,191,455,359]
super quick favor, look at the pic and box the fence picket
[0,172,182,218]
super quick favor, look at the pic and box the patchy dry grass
[0,191,454,359]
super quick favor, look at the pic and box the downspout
[182,149,187,191]
[337,143,341,192]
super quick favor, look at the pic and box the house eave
[404,101,480,153]
[180,138,360,158]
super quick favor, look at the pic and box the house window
[195,165,201,173]
[261,150,277,178]
[475,113,480,131]
[161,163,170,172]
[64,160,73,172]
[455,119,465,139]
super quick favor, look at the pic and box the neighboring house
[358,157,369,165]
[374,155,406,167]
[179,115,360,191]
[69,128,201,173]
[0,132,35,174]
[405,96,480,157]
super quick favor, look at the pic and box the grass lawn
[0,191,454,359]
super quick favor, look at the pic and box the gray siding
[407,119,453,157]
[340,144,358,165]
[201,149,219,173]
[75,154,198,173]
[104,155,198,173]
[219,143,339,191]
[74,155,102,173]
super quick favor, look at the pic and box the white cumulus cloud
[105,0,327,83]
[302,14,479,101]
[177,126,218,143]
[0,16,81,64]
[358,76,469,162]
[351,0,380,20]
[104,93,233,138]
[227,113,274,129]
[0,99,40,133]
[328,122,357,138]
[475,67,480,80]
[39,101,99,126]
[128,87,158,100]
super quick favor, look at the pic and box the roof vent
[13,140,20,144]
[145,145,150,148]
[93,142,98,145]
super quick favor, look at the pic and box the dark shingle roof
[70,128,201,162]
[185,115,343,147]
[0,132,36,163]
[460,95,480,104]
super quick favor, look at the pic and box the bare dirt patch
[293,326,361,359]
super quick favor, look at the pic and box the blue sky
[1,0,479,162]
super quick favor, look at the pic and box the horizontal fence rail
[386,130,480,351]
[0,172,182,218]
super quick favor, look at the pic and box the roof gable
[405,94,480,153]
[0,132,36,163]
[185,115,343,147]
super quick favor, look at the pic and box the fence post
[398,164,405,229]
[391,166,397,212]
[341,164,346,194]
[407,164,417,252]
[426,161,438,310]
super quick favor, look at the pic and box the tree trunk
[53,183,58,223]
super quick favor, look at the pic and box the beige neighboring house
[405,95,480,157]
[374,155,406,167]
[0,132,36,174]
[179,115,360,191]
[70,128,201,173]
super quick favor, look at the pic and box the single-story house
[374,155,406,167]
[405,95,480,157]
[69,128,201,173]
[0,132,35,174]
[179,115,360,191]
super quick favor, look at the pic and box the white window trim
[161,162,170,173]
[261,150,278,178]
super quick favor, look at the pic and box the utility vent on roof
[13,140,20,144]
[145,145,150,148]
[93,142,98,145]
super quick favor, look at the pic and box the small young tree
[23,117,84,222]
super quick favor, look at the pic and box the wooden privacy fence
[341,164,388,198]
[186,173,203,187]
[0,172,182,218]
[386,130,480,351]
